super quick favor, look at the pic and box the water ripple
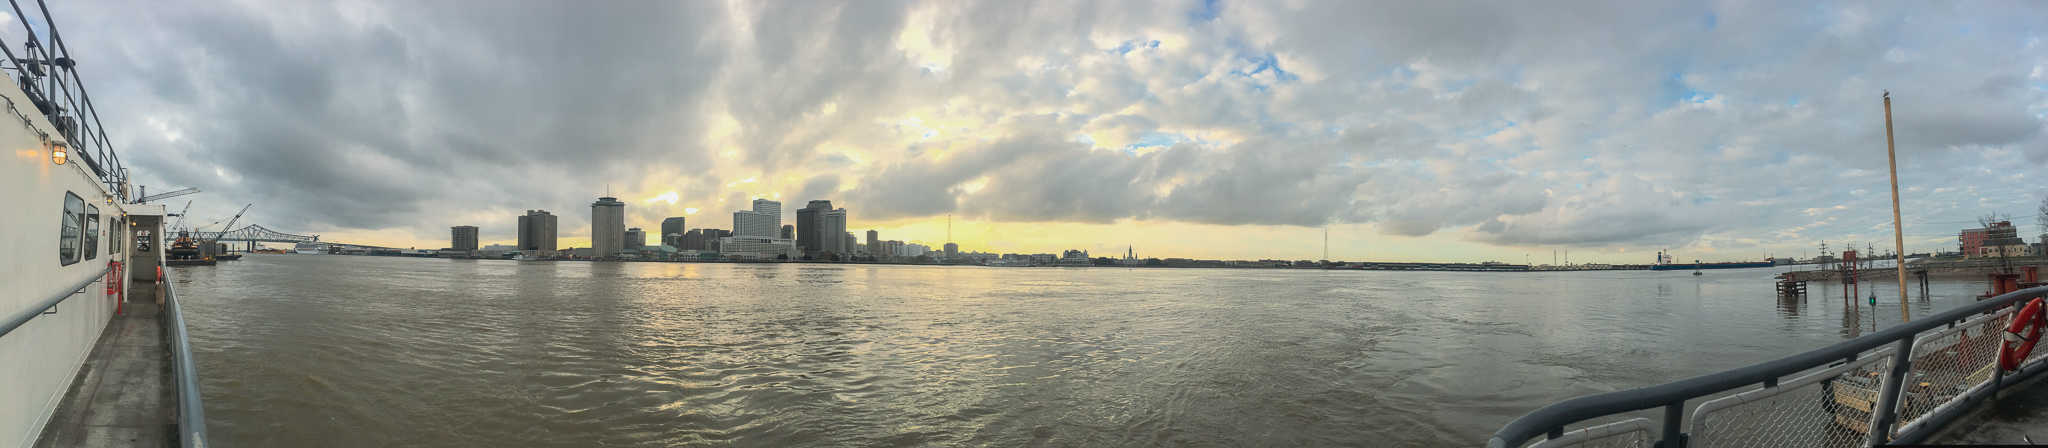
[174,257,1997,446]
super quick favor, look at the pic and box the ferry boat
[0,7,207,447]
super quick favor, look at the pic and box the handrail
[0,0,129,198]
[0,264,110,338]
[1490,285,2048,448]
[160,267,209,448]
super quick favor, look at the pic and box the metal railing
[1491,285,2048,448]
[0,0,127,199]
[160,267,210,448]
[0,264,109,338]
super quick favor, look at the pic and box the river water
[172,255,1995,446]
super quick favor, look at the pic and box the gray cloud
[50,0,2048,257]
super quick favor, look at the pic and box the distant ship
[1650,250,1773,271]
[293,242,325,254]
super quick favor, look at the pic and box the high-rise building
[703,229,732,251]
[865,230,879,257]
[731,214,768,237]
[660,217,687,247]
[752,199,781,223]
[625,228,646,249]
[590,196,625,258]
[517,210,558,254]
[733,199,780,237]
[679,229,705,250]
[797,200,833,257]
[944,242,959,258]
[825,209,848,255]
[451,226,479,251]
[844,233,857,256]
[780,224,794,239]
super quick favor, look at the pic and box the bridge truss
[196,224,318,243]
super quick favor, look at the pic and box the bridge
[195,224,317,243]
[194,224,398,251]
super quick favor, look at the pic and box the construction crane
[135,186,200,204]
[194,203,252,259]
[169,200,192,231]
[197,203,252,245]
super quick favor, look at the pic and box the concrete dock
[33,282,175,447]
[1928,368,2048,444]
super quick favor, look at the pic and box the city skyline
[432,190,2046,264]
[81,1,2048,264]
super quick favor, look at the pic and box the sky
[31,0,2048,263]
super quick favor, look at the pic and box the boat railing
[0,0,127,198]
[1491,285,2048,448]
[0,264,110,339]
[161,267,209,448]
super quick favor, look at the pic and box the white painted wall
[0,73,134,448]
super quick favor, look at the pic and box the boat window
[109,217,123,255]
[60,192,83,265]
[85,204,100,260]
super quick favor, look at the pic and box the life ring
[2001,298,2047,371]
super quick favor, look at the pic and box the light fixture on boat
[51,142,67,165]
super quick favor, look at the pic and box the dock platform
[33,282,175,447]
[1928,365,2048,444]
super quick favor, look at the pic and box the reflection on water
[172,256,2003,447]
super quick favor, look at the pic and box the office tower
[944,242,959,258]
[751,199,781,226]
[733,199,780,237]
[517,210,558,253]
[661,217,687,246]
[797,200,832,257]
[625,227,646,249]
[704,229,732,251]
[825,208,847,255]
[780,224,794,240]
[590,196,625,258]
[866,230,879,256]
[451,226,478,251]
[679,229,703,250]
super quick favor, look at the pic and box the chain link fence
[1687,349,1894,448]
[1889,307,2014,437]
[1525,418,1653,448]
[1492,287,2048,448]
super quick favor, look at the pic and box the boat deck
[34,282,175,447]
[1928,368,2048,444]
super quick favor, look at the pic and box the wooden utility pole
[1883,91,1909,322]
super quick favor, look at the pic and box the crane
[135,186,200,204]
[169,200,192,231]
[198,203,252,246]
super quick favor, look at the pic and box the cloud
[54,0,2048,259]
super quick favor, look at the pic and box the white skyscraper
[752,199,781,224]
[733,198,781,237]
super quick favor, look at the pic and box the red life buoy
[2002,298,2047,371]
